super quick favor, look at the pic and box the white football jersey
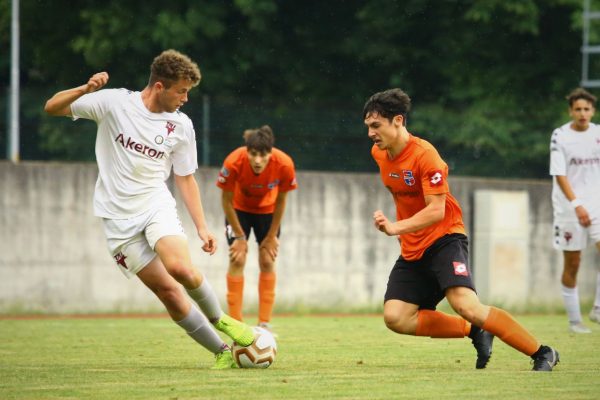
[549,122,600,220]
[70,89,198,218]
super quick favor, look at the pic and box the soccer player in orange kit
[365,88,559,371]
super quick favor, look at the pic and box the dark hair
[245,125,274,153]
[148,49,201,89]
[362,88,411,125]
[566,87,597,107]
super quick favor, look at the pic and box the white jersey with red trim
[549,122,600,220]
[70,89,198,219]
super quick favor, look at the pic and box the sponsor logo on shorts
[453,261,468,276]
[564,231,573,244]
[114,252,128,269]
[429,170,443,187]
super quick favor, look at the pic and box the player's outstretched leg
[469,326,494,369]
[531,346,560,372]
[214,313,255,347]
[211,348,239,370]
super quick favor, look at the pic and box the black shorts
[225,209,280,246]
[384,233,476,310]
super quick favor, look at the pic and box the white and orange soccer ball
[232,326,277,368]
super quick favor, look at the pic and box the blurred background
[2,0,600,313]
[2,0,600,177]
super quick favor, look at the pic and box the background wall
[0,161,598,314]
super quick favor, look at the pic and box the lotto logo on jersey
[453,262,468,276]
[429,170,443,186]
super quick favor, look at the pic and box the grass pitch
[0,314,598,399]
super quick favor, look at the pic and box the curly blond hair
[148,49,201,88]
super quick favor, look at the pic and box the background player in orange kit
[365,88,559,371]
[217,125,297,333]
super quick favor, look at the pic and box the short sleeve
[549,129,566,176]
[172,118,198,176]
[216,152,240,191]
[278,162,298,192]
[70,89,127,122]
[419,148,449,196]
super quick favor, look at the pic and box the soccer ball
[231,326,277,368]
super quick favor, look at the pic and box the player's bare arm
[221,190,248,262]
[373,193,446,236]
[44,72,109,116]
[174,174,217,255]
[260,192,287,260]
[555,175,591,227]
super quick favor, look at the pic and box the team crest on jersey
[166,121,176,136]
[429,170,443,186]
[155,135,164,144]
[402,170,415,186]
[453,261,468,276]
[267,179,280,189]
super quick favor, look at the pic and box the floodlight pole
[9,0,20,163]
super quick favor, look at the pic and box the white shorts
[102,206,186,278]
[553,219,600,251]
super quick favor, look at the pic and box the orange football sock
[416,309,470,338]
[482,307,540,356]
[226,274,244,321]
[258,272,276,323]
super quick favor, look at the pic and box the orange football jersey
[372,134,465,260]
[217,147,297,214]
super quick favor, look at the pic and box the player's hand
[373,210,395,236]
[229,238,248,263]
[575,205,591,227]
[198,229,217,255]
[85,72,109,93]
[260,236,279,260]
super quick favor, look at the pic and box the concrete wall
[0,161,598,313]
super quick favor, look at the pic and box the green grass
[0,314,598,399]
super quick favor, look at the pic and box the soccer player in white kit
[44,49,254,369]
[549,87,600,334]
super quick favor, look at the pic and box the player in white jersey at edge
[549,87,600,334]
[44,49,254,369]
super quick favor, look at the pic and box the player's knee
[167,262,196,286]
[229,258,246,272]
[155,285,186,312]
[383,310,411,334]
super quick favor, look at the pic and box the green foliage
[0,0,595,177]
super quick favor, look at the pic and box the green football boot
[214,314,255,347]
[211,350,238,370]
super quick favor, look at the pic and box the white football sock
[187,279,223,322]
[175,306,227,354]
[594,272,600,309]
[561,284,583,324]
